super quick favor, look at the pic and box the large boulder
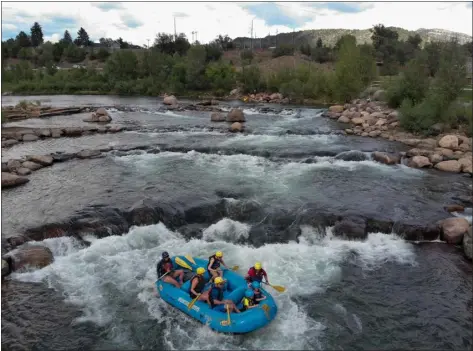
[210,112,226,122]
[83,108,112,123]
[408,156,432,168]
[270,93,283,100]
[7,159,22,172]
[3,245,54,272]
[333,217,367,240]
[16,167,32,176]
[438,135,459,149]
[227,109,246,122]
[163,95,178,105]
[434,160,461,173]
[463,226,472,260]
[459,156,472,173]
[371,151,399,165]
[439,217,469,244]
[28,155,53,166]
[22,134,39,142]
[1,172,29,188]
[337,116,351,123]
[329,105,344,113]
[351,117,364,125]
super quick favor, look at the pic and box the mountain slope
[233,27,472,48]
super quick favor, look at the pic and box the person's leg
[172,269,184,284]
[209,270,219,280]
[163,276,181,288]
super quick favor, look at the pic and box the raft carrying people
[155,253,285,333]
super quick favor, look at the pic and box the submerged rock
[334,150,367,162]
[210,112,226,122]
[333,217,367,240]
[3,245,54,272]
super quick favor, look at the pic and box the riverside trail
[1,95,472,350]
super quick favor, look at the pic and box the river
[1,95,472,350]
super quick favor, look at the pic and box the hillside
[233,27,472,49]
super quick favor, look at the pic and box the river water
[1,95,472,350]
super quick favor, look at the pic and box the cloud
[120,14,144,29]
[0,2,471,45]
[91,2,124,11]
[244,3,312,27]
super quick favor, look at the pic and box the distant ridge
[233,27,472,48]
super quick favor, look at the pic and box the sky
[1,1,472,46]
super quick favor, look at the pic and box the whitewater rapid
[11,218,417,350]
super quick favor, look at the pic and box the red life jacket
[248,267,266,282]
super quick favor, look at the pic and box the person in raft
[189,267,211,307]
[250,281,267,303]
[241,289,258,311]
[208,277,240,313]
[207,251,230,280]
[156,251,185,288]
[245,262,269,287]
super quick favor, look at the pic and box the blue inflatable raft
[155,255,278,334]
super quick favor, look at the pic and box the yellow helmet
[254,262,262,270]
[214,277,225,284]
[196,267,205,275]
[215,251,223,258]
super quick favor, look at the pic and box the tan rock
[429,153,443,164]
[371,151,399,165]
[390,121,399,128]
[230,122,243,133]
[409,156,432,168]
[434,160,461,173]
[16,167,32,176]
[1,172,29,188]
[345,129,353,134]
[417,138,438,150]
[28,155,53,166]
[438,135,459,149]
[435,148,454,157]
[375,118,387,126]
[227,109,246,122]
[5,245,54,271]
[406,148,432,157]
[22,134,39,142]
[439,217,469,244]
[337,116,350,123]
[210,112,226,122]
[22,161,43,171]
[329,105,344,113]
[445,204,465,213]
[459,156,472,173]
[7,159,22,172]
[368,130,381,137]
[351,117,364,125]
[163,95,178,105]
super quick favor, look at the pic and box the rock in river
[3,245,54,273]
[227,108,246,122]
[334,150,368,162]
[333,216,367,240]
[27,155,54,166]
[463,226,472,260]
[1,172,29,188]
[439,217,470,244]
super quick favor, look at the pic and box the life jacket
[242,296,255,310]
[191,275,206,294]
[208,255,221,270]
[254,290,263,300]
[209,284,224,303]
[157,259,174,277]
[248,267,265,282]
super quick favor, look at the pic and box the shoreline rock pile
[324,99,472,175]
[83,107,112,123]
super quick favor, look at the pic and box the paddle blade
[231,265,239,271]
[175,257,193,270]
[185,255,196,265]
[188,294,200,310]
[271,284,286,292]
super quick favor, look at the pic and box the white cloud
[1,1,471,45]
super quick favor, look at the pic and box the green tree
[75,27,90,46]
[30,22,44,47]
[37,42,54,66]
[205,62,235,94]
[62,30,73,44]
[334,37,364,102]
[105,50,138,80]
[16,31,31,48]
[185,44,208,90]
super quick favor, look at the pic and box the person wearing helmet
[208,276,240,313]
[207,251,229,281]
[245,262,269,286]
[242,289,257,311]
[156,251,185,288]
[189,267,211,307]
[251,281,267,303]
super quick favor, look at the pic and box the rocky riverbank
[323,99,472,176]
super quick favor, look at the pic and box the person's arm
[256,295,266,301]
[190,278,199,296]
[221,259,228,268]
[263,269,269,284]
[208,258,215,272]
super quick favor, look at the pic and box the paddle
[231,265,239,271]
[185,255,196,265]
[187,293,201,310]
[222,304,231,326]
[263,281,286,293]
[175,257,193,271]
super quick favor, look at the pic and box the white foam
[202,218,251,242]
[10,220,417,350]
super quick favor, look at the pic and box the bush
[240,50,254,64]
[238,66,265,93]
[272,44,294,58]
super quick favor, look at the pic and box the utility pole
[276,29,278,47]
[147,38,150,49]
[250,19,254,50]
[174,16,177,40]
[292,28,295,46]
